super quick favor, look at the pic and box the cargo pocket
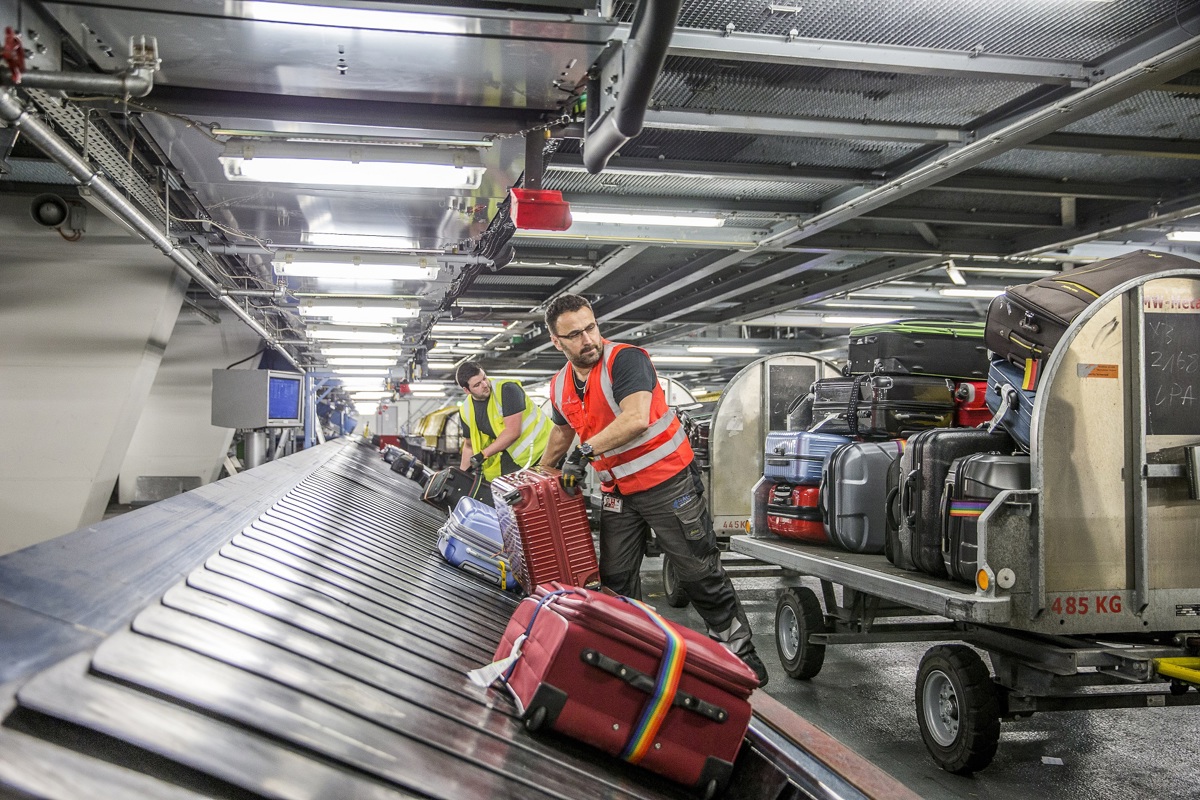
[672,492,708,541]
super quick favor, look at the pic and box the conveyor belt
[0,441,916,799]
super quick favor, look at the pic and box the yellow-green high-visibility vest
[459,379,551,480]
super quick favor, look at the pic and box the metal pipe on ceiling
[13,69,154,98]
[0,88,304,373]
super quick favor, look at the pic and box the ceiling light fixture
[241,1,465,34]
[411,391,448,398]
[955,265,1060,277]
[321,346,408,356]
[945,262,967,286]
[823,315,901,325]
[327,357,399,366]
[824,302,919,311]
[274,253,439,282]
[570,211,726,228]
[331,367,391,376]
[307,329,406,342]
[685,345,760,354]
[650,355,714,364]
[939,288,1005,299]
[432,323,508,333]
[1167,231,1200,242]
[220,140,485,189]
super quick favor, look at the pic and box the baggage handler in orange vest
[539,293,768,686]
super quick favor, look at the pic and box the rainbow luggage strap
[949,500,990,518]
[616,597,688,764]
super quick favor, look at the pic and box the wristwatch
[578,442,594,461]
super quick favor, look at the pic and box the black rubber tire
[915,644,1001,775]
[524,706,548,733]
[662,558,690,608]
[701,778,719,800]
[775,587,826,680]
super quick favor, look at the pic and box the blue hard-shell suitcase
[984,358,1036,451]
[763,431,852,484]
[437,497,519,591]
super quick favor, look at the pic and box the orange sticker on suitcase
[1077,363,1118,379]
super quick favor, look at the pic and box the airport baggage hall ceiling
[3,0,1200,389]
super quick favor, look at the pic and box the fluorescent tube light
[571,211,726,227]
[824,315,900,325]
[1167,231,1200,242]
[685,346,760,355]
[432,323,508,333]
[304,233,420,250]
[411,391,447,398]
[404,382,448,391]
[946,264,967,286]
[650,355,714,364]
[425,362,456,370]
[307,329,405,342]
[351,391,393,399]
[299,308,420,326]
[276,261,438,282]
[355,402,380,414]
[331,367,391,376]
[327,358,399,366]
[221,140,484,190]
[939,288,1005,299]
[955,266,1060,277]
[848,291,916,300]
[824,302,918,311]
[322,346,407,356]
[242,1,466,33]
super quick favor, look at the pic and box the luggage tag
[467,588,577,691]
[602,493,623,513]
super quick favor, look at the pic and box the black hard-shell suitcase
[391,449,432,487]
[891,428,1014,575]
[820,440,903,554]
[941,453,1031,584]
[423,467,493,512]
[847,320,989,380]
[810,375,955,438]
[985,250,1195,373]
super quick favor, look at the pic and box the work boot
[740,649,769,688]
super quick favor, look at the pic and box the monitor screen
[268,376,302,420]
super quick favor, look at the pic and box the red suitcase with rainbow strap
[479,585,757,796]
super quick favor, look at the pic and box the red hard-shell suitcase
[953,381,991,428]
[765,484,827,543]
[490,585,756,795]
[491,468,601,591]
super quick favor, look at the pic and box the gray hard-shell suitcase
[891,428,1014,575]
[820,440,903,555]
[941,453,1031,584]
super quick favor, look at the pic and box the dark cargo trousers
[597,465,755,657]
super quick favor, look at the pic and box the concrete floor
[639,558,1200,800]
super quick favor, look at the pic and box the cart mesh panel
[618,0,1199,61]
[654,58,1039,126]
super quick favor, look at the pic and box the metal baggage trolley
[733,264,1200,774]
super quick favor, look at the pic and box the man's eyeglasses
[556,322,598,342]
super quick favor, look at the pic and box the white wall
[0,194,187,555]
[117,310,263,504]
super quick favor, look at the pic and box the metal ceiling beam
[132,86,547,135]
[860,206,1061,228]
[563,192,816,215]
[1026,133,1200,160]
[550,154,1165,199]
[595,249,748,321]
[643,109,965,144]
[655,27,1091,85]
[762,31,1200,251]
[548,153,879,185]
[706,256,948,325]
[793,232,1012,257]
[1009,190,1200,256]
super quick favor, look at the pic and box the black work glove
[468,453,486,473]
[560,446,591,489]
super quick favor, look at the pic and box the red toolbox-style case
[490,468,601,592]
[492,586,757,795]
[765,484,827,543]
[953,381,991,428]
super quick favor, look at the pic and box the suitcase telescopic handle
[579,648,730,723]
[900,472,916,526]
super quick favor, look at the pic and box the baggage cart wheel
[662,558,690,608]
[915,644,1000,775]
[775,587,826,680]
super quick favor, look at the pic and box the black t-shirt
[550,347,658,426]
[463,382,528,475]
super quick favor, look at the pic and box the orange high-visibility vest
[550,341,692,493]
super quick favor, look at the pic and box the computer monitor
[212,369,305,428]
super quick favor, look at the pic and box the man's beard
[569,343,602,369]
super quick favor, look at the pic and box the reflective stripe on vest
[551,341,691,492]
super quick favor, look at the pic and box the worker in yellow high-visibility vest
[457,361,552,480]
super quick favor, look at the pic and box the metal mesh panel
[904,190,1064,215]
[470,274,563,286]
[655,58,1039,126]
[0,158,75,184]
[980,148,1200,183]
[543,170,839,202]
[1061,92,1200,139]
[621,0,1199,61]
[25,90,166,223]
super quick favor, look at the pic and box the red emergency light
[509,188,572,231]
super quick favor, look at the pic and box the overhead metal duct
[0,87,304,372]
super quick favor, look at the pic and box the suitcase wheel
[524,705,548,732]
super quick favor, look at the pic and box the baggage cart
[731,265,1200,774]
